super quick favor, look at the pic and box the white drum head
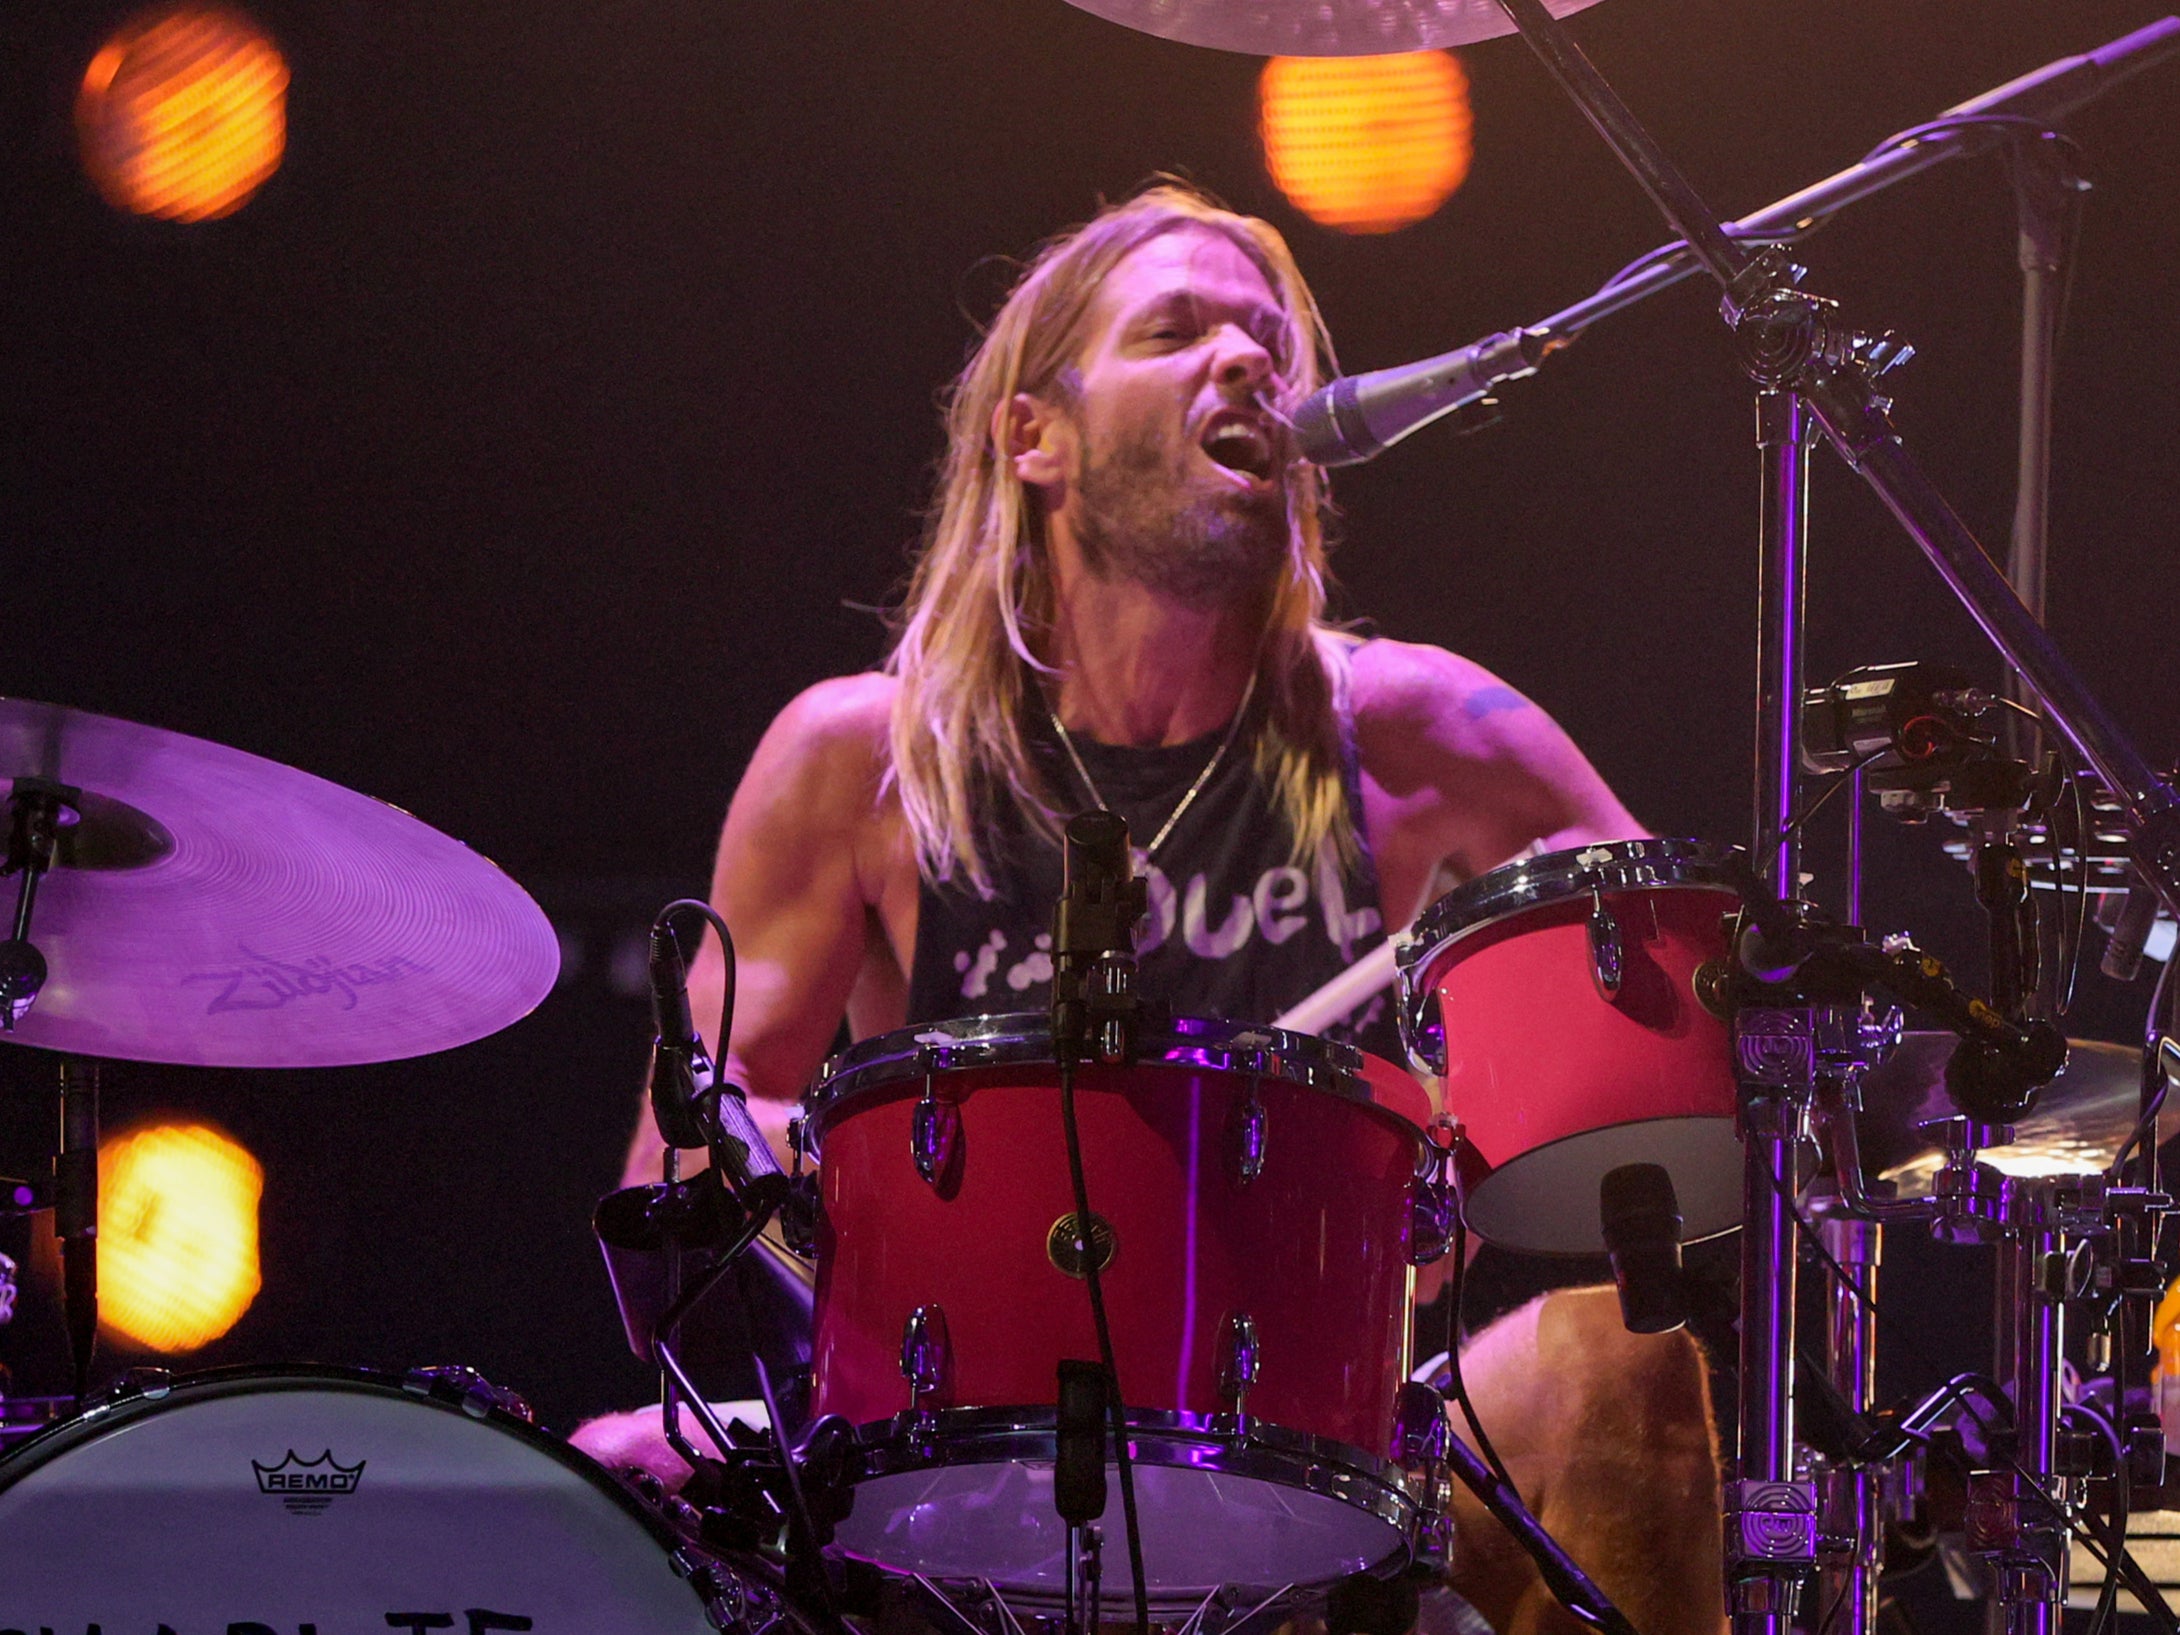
[0,1370,715,1629]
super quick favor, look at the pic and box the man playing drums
[582,183,1725,1635]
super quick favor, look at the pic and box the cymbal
[0,698,558,1069]
[1057,0,1603,58]
[1856,1032,2152,1194]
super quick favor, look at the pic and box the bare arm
[1354,638,1643,901]
[618,675,894,1189]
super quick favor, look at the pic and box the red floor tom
[801,1013,1439,1605]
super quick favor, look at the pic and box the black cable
[1765,1164,2180,1629]
[1441,1213,1518,1493]
[1756,748,1891,886]
[2072,1398,2130,1635]
[752,1347,847,1630]
[654,897,738,1083]
[1058,1053,1150,1635]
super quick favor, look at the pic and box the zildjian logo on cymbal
[184,945,431,1014]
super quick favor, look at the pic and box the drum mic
[2099,871,2161,983]
[1053,810,1149,1065]
[1290,327,1548,467]
[647,918,786,1208]
[1599,1163,1687,1335]
[648,924,714,1151]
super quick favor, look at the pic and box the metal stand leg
[1726,385,1823,1635]
[56,1058,100,1404]
[1988,1203,2070,1633]
[1728,1091,1815,1635]
[1755,390,1814,886]
[1816,1205,1884,1635]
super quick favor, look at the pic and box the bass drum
[0,1365,779,1631]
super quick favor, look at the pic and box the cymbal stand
[0,780,66,1028]
[1474,3,2180,1630]
[1805,1186,1884,1635]
[1483,0,2180,909]
[2000,129,2087,763]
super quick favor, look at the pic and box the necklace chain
[1047,672,1258,864]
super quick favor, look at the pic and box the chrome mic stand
[1473,5,2180,1633]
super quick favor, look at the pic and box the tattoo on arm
[1462,685,1531,721]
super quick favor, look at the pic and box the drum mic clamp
[1053,810,1149,1065]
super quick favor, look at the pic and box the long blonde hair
[887,182,1354,894]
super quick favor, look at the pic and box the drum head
[1462,1115,1746,1254]
[0,1368,715,1628]
[837,1460,1405,1604]
[829,1410,1416,1608]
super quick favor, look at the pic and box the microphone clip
[1051,810,1149,1066]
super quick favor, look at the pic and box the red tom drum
[1395,838,1742,1254]
[800,1014,1439,1606]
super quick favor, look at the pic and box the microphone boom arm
[1297,19,2180,470]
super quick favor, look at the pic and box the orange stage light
[99,1121,263,1352]
[1260,51,1474,236]
[76,4,289,224]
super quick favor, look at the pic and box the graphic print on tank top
[905,690,1400,1059]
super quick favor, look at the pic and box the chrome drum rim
[803,1011,1423,1151]
[1394,837,1736,1077]
[832,1405,1429,1607]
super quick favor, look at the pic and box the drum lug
[1398,956,1448,1079]
[1410,1168,1458,1267]
[901,1303,951,1405]
[105,1365,172,1405]
[911,1076,960,1187]
[1218,1311,1260,1410]
[1391,1379,1450,1466]
[671,1547,755,1634]
[1227,1082,1268,1186]
[1391,1382,1458,1571]
[1587,887,1624,1002]
[402,1364,533,1422]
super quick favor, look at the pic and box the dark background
[1,0,2176,1609]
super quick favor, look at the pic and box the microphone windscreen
[1599,1161,1682,1249]
[1599,1162,1687,1336]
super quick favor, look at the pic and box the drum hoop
[1396,838,1737,981]
[804,1012,1412,1142]
[0,1362,691,1567]
[845,1403,1423,1561]
[1393,839,1737,1065]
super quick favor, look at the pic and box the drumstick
[1271,938,1401,1035]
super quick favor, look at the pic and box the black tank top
[904,673,1401,1060]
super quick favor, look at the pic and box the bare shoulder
[1348,636,1553,767]
[735,671,898,831]
[1344,635,1640,877]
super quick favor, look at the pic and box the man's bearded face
[1055,227,1297,609]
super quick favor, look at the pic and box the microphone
[1052,810,1149,1065]
[647,923,786,1206]
[1291,327,1548,467]
[648,925,714,1152]
[2100,872,2161,983]
[1599,1163,1687,1335]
